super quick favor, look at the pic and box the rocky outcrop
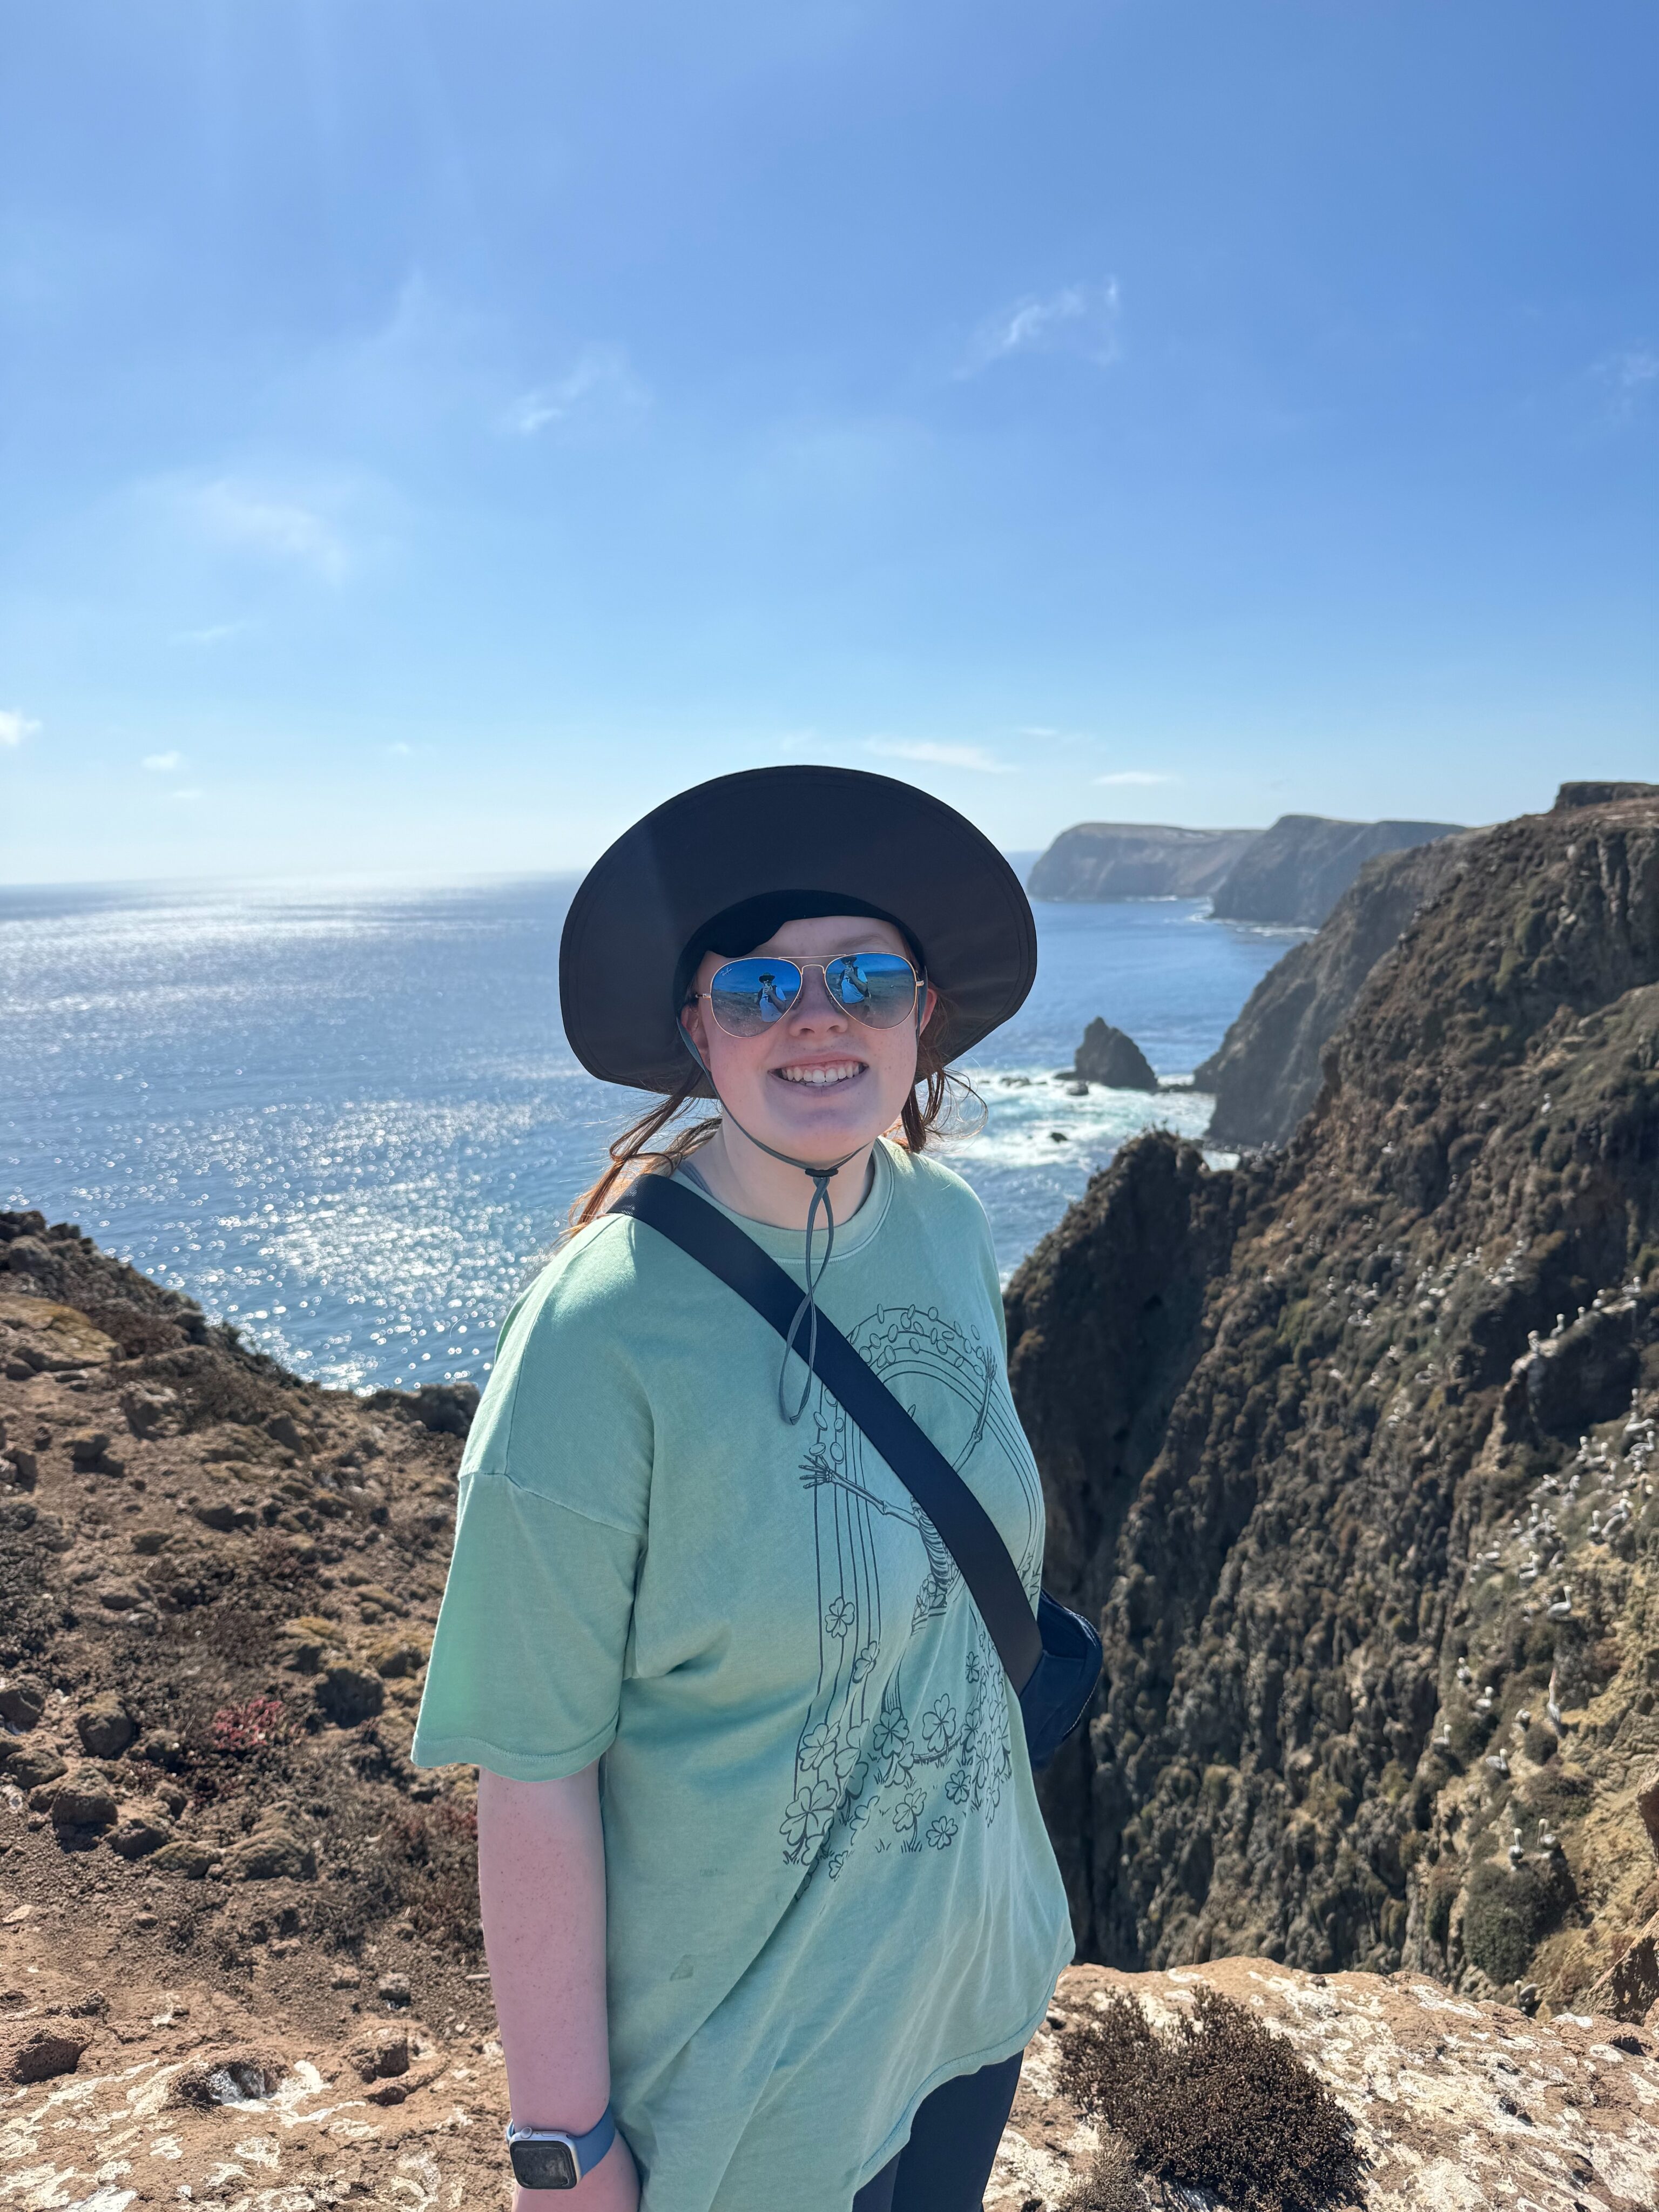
[1193,833,1482,1150]
[1009,790,1659,2017]
[1028,825,1261,902]
[1069,1020,1161,1092]
[1209,813,1465,928]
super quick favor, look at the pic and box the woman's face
[683,914,935,1164]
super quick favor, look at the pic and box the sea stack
[1069,1018,1159,1091]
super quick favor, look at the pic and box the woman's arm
[477,1765,640,2209]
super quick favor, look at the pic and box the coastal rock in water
[1195,831,1479,1149]
[1009,787,1659,2013]
[1070,1019,1160,1092]
[1209,811,1464,928]
[1028,823,1262,901]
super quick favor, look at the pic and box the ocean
[1,876,1296,1394]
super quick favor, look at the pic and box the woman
[412,765,1074,2210]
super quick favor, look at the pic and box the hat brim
[559,765,1037,1093]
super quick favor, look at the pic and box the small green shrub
[1058,1985,1366,2212]
[1424,1864,1459,1948]
[1461,1857,1568,1985]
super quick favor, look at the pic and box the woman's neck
[689,1122,878,1231]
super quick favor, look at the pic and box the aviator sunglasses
[688,950,924,1040]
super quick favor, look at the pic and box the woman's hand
[512,2129,640,2211]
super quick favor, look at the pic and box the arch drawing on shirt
[775,1301,1042,1874]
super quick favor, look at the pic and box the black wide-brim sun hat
[559,765,1038,1094]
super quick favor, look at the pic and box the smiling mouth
[773,1061,866,1089]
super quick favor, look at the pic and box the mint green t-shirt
[411,1140,1074,2211]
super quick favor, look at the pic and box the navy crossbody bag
[610,1174,1102,1769]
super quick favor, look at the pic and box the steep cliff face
[1027,824,1260,901]
[1194,832,1482,1150]
[1209,813,1464,928]
[1009,793,1659,2009]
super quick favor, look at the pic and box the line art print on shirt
[776,1301,1043,1876]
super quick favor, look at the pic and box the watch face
[509,2136,579,2189]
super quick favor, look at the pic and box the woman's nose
[788,964,846,1027]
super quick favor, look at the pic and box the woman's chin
[742,1075,891,1158]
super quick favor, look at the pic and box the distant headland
[1027,812,1464,928]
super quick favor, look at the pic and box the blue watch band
[506,2106,617,2188]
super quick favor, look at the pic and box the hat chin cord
[677,1020,860,1426]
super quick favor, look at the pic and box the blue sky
[2,0,1655,882]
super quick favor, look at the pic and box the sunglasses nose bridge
[786,961,846,1025]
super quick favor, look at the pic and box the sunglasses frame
[686,951,926,1040]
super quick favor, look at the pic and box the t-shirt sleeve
[410,1225,653,1781]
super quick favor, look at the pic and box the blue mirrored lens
[824,954,918,1027]
[709,959,804,1034]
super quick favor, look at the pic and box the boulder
[194,1500,259,1534]
[76,1695,137,1758]
[120,1384,179,1439]
[8,1745,66,1792]
[1070,1019,1160,1091]
[315,1663,385,1728]
[150,1837,215,1877]
[107,1803,174,1859]
[366,1382,480,1439]
[0,1296,120,1373]
[5,2025,92,2085]
[349,2025,410,2081]
[1588,1921,1659,2022]
[367,1636,429,1681]
[50,1765,120,1829]
[224,1811,316,1881]
[0,1673,47,1729]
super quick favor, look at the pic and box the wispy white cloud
[865,738,1013,774]
[1095,770,1174,786]
[172,787,204,802]
[963,280,1122,375]
[142,750,184,772]
[0,709,39,748]
[172,621,250,648]
[503,345,651,436]
[1596,346,1659,421]
[382,740,436,759]
[188,479,352,582]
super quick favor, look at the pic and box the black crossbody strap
[611,1173,1043,1692]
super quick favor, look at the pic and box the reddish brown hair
[567,991,979,1233]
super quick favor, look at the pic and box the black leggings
[851,2052,1023,2212]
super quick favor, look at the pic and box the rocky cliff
[1194,833,1482,1150]
[1008,791,1659,2021]
[1209,813,1464,929]
[1028,825,1261,902]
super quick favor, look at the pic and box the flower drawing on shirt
[919,1693,958,1758]
[780,1778,839,1859]
[778,1297,1042,1879]
[892,1790,926,1837]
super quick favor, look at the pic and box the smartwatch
[505,2108,618,2190]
